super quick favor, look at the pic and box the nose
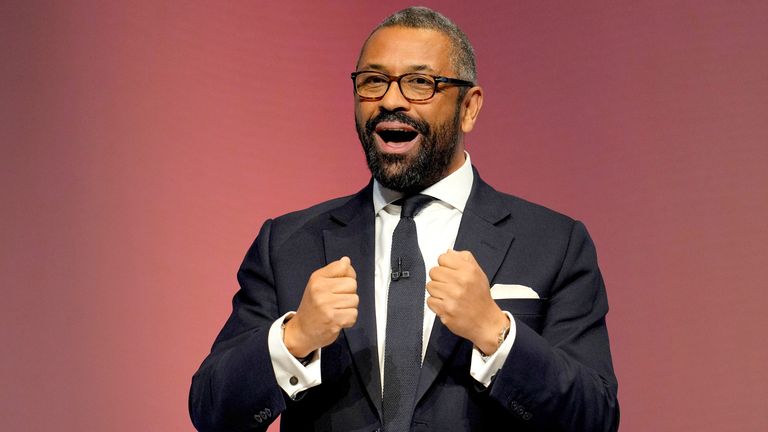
[379,80,411,111]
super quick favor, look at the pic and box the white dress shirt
[268,153,516,399]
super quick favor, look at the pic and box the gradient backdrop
[2,1,766,431]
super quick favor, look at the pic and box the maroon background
[2,1,766,430]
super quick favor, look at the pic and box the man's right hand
[283,256,358,359]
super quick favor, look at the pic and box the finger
[440,251,482,275]
[318,256,356,278]
[437,250,467,269]
[454,250,477,264]
[428,265,456,283]
[430,264,467,287]
[336,309,359,328]
[426,280,451,298]
[340,256,357,279]
[330,277,357,294]
[333,293,359,309]
[426,295,444,315]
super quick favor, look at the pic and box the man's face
[355,26,467,194]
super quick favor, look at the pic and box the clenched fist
[427,249,509,355]
[283,256,358,358]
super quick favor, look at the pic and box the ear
[460,86,484,133]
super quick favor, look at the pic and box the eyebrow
[358,63,438,74]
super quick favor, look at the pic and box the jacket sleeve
[488,221,620,431]
[189,219,288,431]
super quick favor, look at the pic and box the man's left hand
[427,249,509,355]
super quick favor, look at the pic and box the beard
[356,105,462,195]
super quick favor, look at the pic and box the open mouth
[377,129,419,143]
[373,121,421,153]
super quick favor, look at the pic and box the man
[190,7,619,432]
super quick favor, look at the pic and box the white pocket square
[490,284,540,299]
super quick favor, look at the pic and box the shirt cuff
[469,311,516,387]
[267,312,322,399]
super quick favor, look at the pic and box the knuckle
[426,297,441,314]
[428,267,439,280]
[348,309,359,324]
[321,307,335,322]
[346,278,358,291]
[425,281,435,293]
[309,278,328,293]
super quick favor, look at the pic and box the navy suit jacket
[190,170,619,431]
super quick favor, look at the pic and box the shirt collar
[372,152,474,214]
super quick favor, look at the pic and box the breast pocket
[494,299,547,334]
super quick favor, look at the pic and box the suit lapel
[319,173,515,412]
[416,171,515,403]
[322,184,383,418]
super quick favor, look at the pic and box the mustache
[365,111,430,136]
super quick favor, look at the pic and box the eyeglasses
[351,71,475,102]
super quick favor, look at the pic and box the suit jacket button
[289,376,299,385]
[264,408,271,417]
[522,412,533,421]
[254,413,263,423]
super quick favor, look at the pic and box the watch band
[497,322,510,347]
[479,319,511,358]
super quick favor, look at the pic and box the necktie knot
[398,194,434,219]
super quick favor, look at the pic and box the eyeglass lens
[355,73,435,101]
